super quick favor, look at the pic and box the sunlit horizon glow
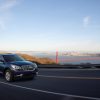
[0,0,100,52]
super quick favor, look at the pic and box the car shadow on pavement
[0,73,37,83]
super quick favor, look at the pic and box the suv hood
[8,61,34,66]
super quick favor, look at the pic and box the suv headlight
[33,63,38,68]
[11,65,21,70]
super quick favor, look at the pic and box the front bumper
[12,68,38,77]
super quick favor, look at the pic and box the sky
[0,0,100,52]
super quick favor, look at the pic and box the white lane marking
[39,68,100,71]
[38,75,100,80]
[0,81,99,100]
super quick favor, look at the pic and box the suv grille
[21,65,35,71]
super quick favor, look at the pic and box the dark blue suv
[0,54,38,82]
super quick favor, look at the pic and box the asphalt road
[0,68,100,100]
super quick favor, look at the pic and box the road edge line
[38,75,100,80]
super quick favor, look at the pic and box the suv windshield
[3,55,25,62]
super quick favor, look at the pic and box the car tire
[5,70,14,82]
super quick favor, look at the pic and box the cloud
[0,0,17,11]
[0,0,20,30]
[0,16,6,30]
[83,16,91,27]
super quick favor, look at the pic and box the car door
[0,55,5,73]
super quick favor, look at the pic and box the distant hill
[18,53,56,65]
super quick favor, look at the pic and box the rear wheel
[5,70,14,82]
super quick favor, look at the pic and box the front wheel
[5,70,14,82]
